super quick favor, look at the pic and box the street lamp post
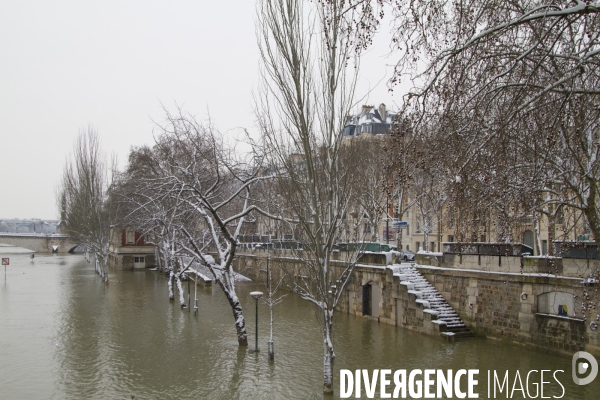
[250,291,263,352]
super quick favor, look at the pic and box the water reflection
[0,254,596,399]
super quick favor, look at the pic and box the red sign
[2,258,9,266]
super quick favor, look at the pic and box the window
[126,229,135,244]
[431,242,435,252]
[364,223,371,233]
[448,235,454,242]
[557,206,564,225]
[523,230,534,250]
[480,235,486,242]
[416,242,420,251]
[134,257,145,263]
[406,245,410,250]
[542,240,548,255]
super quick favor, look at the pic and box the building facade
[108,227,155,270]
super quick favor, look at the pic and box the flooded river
[0,253,596,399]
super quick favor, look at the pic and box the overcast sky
[0,1,402,220]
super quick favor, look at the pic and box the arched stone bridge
[0,233,81,253]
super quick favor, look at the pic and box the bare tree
[118,145,193,304]
[390,0,600,247]
[345,136,390,242]
[260,253,287,361]
[412,168,446,251]
[256,0,381,393]
[146,110,272,347]
[58,127,114,282]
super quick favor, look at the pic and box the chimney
[361,105,373,117]
[379,103,386,121]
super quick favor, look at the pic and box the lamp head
[250,291,263,300]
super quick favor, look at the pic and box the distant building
[0,218,58,234]
[108,227,155,270]
[343,104,395,137]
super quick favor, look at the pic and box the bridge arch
[68,245,85,253]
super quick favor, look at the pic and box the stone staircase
[393,265,475,340]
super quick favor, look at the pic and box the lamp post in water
[250,291,263,352]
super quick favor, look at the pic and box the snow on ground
[182,256,251,282]
[416,250,443,256]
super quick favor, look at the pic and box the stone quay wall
[418,251,598,279]
[418,266,599,357]
[233,250,600,357]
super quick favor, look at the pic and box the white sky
[0,1,403,220]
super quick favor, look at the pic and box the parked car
[399,250,415,262]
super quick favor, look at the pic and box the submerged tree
[118,145,192,304]
[123,110,272,347]
[257,0,381,393]
[58,127,115,282]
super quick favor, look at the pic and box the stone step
[440,319,463,324]
[438,313,458,318]
[394,265,474,339]
[438,312,459,317]
[443,330,475,338]
[448,326,472,333]
[439,315,461,320]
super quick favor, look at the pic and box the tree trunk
[168,271,174,300]
[584,177,600,251]
[323,348,334,393]
[175,274,186,308]
[269,302,275,361]
[221,284,248,346]
[323,309,335,393]
[534,212,542,256]
[548,209,556,256]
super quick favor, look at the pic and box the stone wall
[233,251,600,356]
[122,256,134,271]
[233,252,446,335]
[109,254,156,271]
[440,252,598,279]
[442,253,524,273]
[0,234,78,253]
[145,255,156,269]
[419,266,599,356]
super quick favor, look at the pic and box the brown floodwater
[0,253,597,399]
